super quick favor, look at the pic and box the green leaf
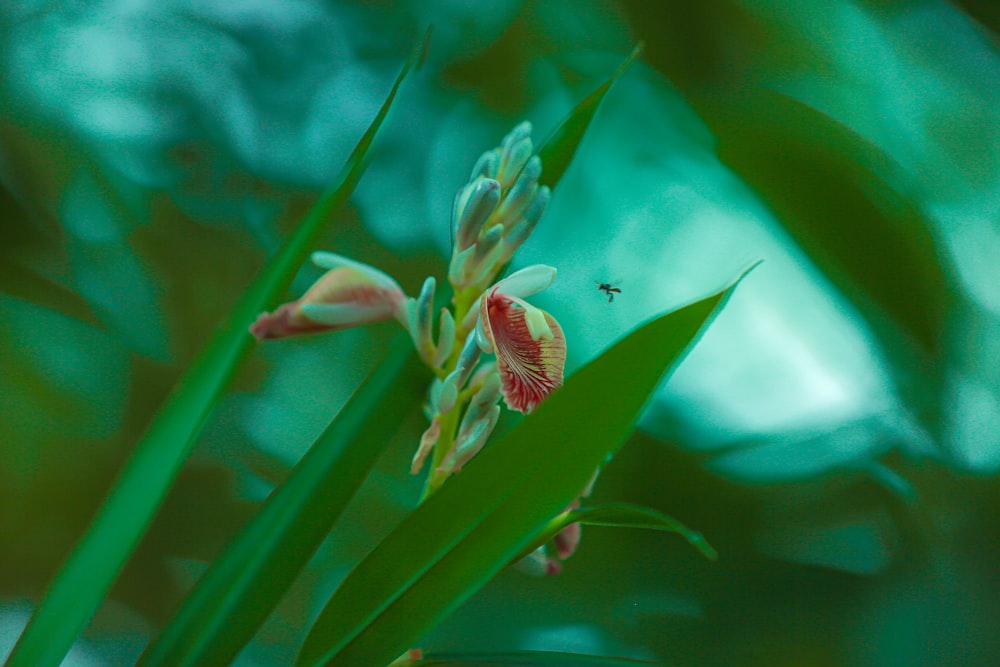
[415,651,666,666]
[136,335,426,666]
[513,502,717,564]
[296,273,750,667]
[537,43,643,188]
[3,31,430,667]
[702,89,954,433]
[571,503,717,560]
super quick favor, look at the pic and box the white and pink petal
[480,287,566,414]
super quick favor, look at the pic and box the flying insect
[595,281,622,303]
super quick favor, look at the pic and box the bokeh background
[3,1,1000,665]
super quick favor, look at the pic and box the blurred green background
[2,1,1000,665]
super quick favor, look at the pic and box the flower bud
[408,276,437,364]
[494,155,541,224]
[410,416,442,474]
[432,307,456,369]
[463,224,505,286]
[458,371,502,436]
[448,245,476,288]
[497,122,533,187]
[440,404,499,473]
[497,136,533,188]
[513,546,562,577]
[469,149,500,180]
[523,185,549,227]
[453,177,501,251]
[453,330,482,388]
[435,368,462,414]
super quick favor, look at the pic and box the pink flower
[250,252,407,340]
[476,265,566,414]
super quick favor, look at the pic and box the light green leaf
[3,30,430,667]
[537,43,643,188]
[136,335,425,667]
[296,273,750,667]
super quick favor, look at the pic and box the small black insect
[595,281,622,303]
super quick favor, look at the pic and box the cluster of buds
[449,122,550,291]
[251,122,584,573]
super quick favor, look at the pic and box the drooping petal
[480,287,566,413]
[310,251,403,292]
[250,265,406,340]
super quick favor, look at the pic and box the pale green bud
[432,308,456,369]
[453,177,501,251]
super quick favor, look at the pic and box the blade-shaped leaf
[297,274,750,667]
[513,502,717,564]
[571,503,717,560]
[537,43,643,188]
[136,335,426,667]
[416,651,666,666]
[702,89,954,435]
[4,30,430,667]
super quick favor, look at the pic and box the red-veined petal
[250,266,405,340]
[480,287,566,414]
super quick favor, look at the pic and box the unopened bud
[522,185,550,227]
[448,246,476,288]
[458,375,501,441]
[513,546,561,578]
[454,177,501,251]
[495,155,541,224]
[462,225,504,287]
[440,404,499,473]
[469,149,500,180]
[497,136,533,188]
[409,276,437,363]
[432,308,456,369]
[410,416,442,474]
[435,369,461,414]
[453,331,482,388]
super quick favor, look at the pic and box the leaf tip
[724,258,764,294]
[693,533,719,561]
[415,25,433,71]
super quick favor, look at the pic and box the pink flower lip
[478,283,566,414]
[250,259,406,341]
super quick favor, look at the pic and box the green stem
[417,286,479,501]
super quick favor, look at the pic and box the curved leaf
[3,30,430,667]
[537,43,643,188]
[513,502,717,564]
[136,336,425,666]
[702,89,955,435]
[296,272,752,667]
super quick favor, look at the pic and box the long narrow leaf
[512,502,717,564]
[297,273,750,667]
[417,651,666,666]
[4,31,430,667]
[537,43,643,188]
[136,335,425,666]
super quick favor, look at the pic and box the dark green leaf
[3,31,430,667]
[537,44,643,188]
[296,272,751,667]
[136,336,426,667]
[571,503,717,560]
[702,89,954,432]
[416,650,666,666]
[513,502,717,564]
